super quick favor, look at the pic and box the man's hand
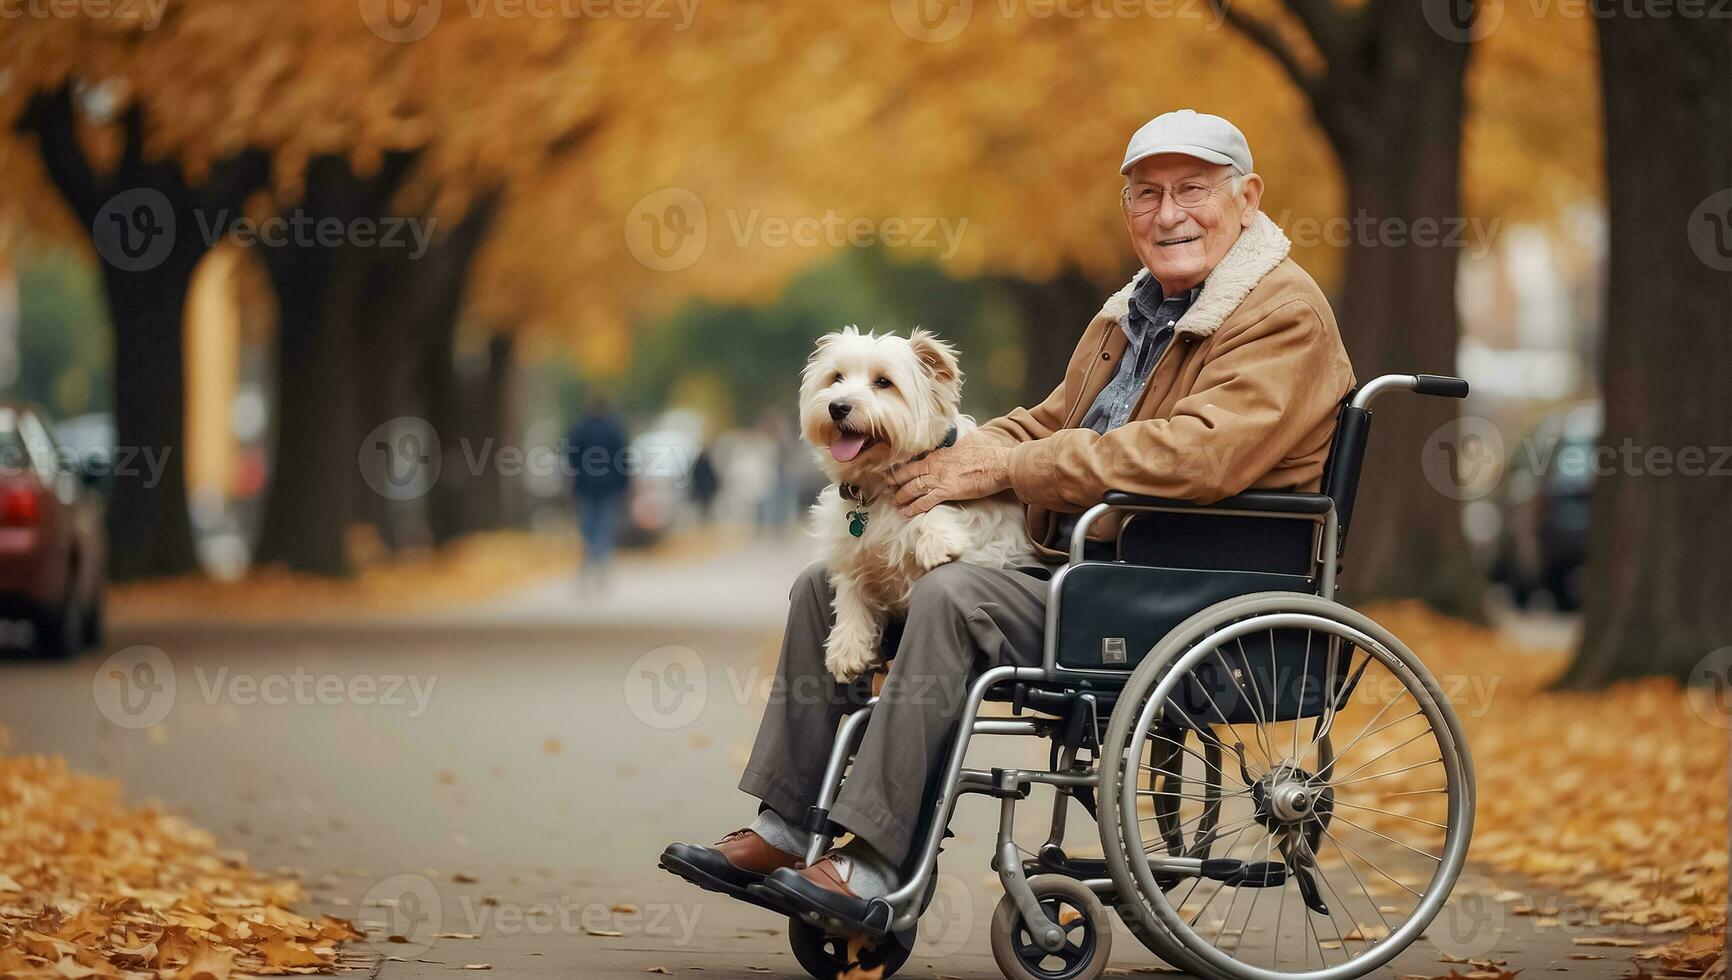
[887,444,1014,517]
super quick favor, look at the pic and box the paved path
[0,534,1652,979]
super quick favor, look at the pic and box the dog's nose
[828,401,852,421]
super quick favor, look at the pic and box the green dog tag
[848,510,867,537]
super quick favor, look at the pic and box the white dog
[800,326,1037,683]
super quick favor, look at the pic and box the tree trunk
[1313,6,1482,615]
[1557,19,1732,687]
[15,87,266,581]
[1209,2,1484,614]
[403,193,501,548]
[354,244,432,556]
[253,154,420,575]
[1008,266,1115,407]
[100,262,200,581]
[468,332,518,532]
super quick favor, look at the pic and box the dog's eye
[831,372,843,384]
[874,377,894,389]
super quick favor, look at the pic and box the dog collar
[837,423,959,537]
[908,422,959,464]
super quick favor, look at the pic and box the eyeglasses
[1121,175,1234,215]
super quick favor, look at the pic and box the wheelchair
[773,374,1477,980]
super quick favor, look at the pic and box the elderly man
[660,110,1355,928]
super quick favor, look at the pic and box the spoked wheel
[990,876,1113,980]
[787,917,916,980]
[1101,593,1475,980]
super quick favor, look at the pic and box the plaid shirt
[1051,275,1199,552]
[1079,276,1197,433]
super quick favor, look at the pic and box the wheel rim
[1012,897,1097,980]
[1117,610,1474,980]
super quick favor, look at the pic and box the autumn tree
[1,4,616,575]
[11,86,265,580]
[1182,0,1484,613]
[1557,17,1732,686]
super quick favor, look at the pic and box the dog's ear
[804,328,847,365]
[909,328,961,385]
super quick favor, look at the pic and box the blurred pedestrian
[689,445,720,524]
[565,397,630,592]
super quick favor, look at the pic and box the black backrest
[1319,393,1373,552]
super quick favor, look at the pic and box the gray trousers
[739,559,1052,867]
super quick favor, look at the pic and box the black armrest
[1101,490,1335,516]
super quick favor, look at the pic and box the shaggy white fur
[799,326,1037,682]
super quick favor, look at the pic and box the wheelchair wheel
[1101,729,1241,980]
[787,917,916,980]
[990,876,1112,980]
[1100,593,1475,980]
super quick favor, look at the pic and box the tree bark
[469,331,519,532]
[15,87,266,581]
[406,192,502,547]
[1557,19,1732,687]
[353,229,434,555]
[1007,266,1116,407]
[1215,1,1483,614]
[253,153,419,576]
[1326,18,1480,614]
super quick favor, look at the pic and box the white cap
[1121,109,1253,176]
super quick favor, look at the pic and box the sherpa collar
[1098,210,1292,339]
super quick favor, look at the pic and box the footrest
[1199,858,1287,887]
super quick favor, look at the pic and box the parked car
[1490,402,1598,611]
[0,401,106,657]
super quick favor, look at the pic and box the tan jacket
[970,212,1356,562]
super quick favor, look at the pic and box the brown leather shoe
[712,829,805,877]
[756,855,885,934]
[659,829,803,913]
[789,855,863,899]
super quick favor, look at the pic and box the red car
[0,401,106,657]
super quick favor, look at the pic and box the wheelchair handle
[1350,373,1470,410]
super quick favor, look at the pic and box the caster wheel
[787,917,915,980]
[990,876,1112,980]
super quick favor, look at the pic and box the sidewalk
[108,526,817,633]
[433,531,817,632]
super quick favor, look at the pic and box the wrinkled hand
[887,444,1013,517]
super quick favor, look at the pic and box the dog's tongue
[830,433,868,462]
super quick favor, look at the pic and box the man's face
[1122,154,1264,294]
